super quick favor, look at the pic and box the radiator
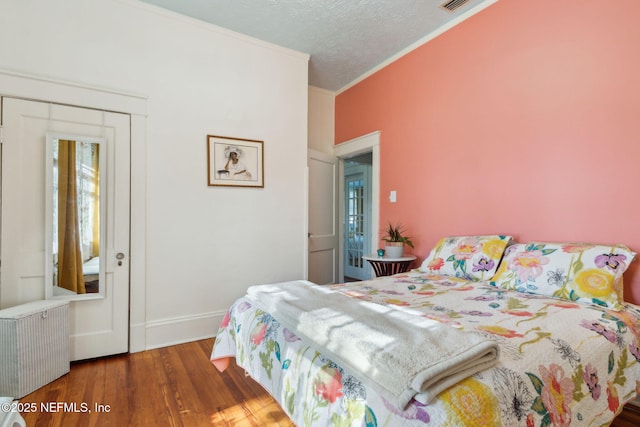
[0,300,70,398]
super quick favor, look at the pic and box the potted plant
[381,222,414,258]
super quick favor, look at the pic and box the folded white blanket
[246,280,499,409]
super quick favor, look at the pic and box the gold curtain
[58,140,86,294]
[91,144,100,256]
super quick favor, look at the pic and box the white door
[308,149,338,285]
[344,164,371,281]
[1,97,130,361]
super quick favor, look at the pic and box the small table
[362,254,417,277]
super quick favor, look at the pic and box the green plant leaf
[527,372,544,394]
[608,351,615,374]
[381,222,413,248]
[531,396,547,415]
[572,259,584,274]
[275,341,281,361]
[364,406,378,427]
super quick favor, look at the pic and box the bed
[211,236,640,426]
[82,256,100,293]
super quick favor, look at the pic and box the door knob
[116,252,125,266]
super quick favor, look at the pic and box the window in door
[346,177,365,272]
[343,157,372,281]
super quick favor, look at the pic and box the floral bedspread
[211,272,640,426]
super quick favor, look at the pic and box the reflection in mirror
[47,137,104,298]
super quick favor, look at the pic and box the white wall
[0,0,309,349]
[308,86,336,154]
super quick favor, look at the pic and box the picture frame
[207,135,264,188]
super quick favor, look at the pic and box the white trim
[144,310,226,350]
[334,131,381,158]
[0,69,148,354]
[0,69,147,115]
[129,114,147,353]
[333,131,380,281]
[304,156,309,280]
[336,0,499,94]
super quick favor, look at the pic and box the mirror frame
[45,133,107,301]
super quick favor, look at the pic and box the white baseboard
[129,321,146,353]
[144,310,226,351]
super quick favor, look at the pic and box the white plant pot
[384,243,404,258]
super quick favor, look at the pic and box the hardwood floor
[16,338,640,426]
[19,338,293,427]
[614,403,640,427]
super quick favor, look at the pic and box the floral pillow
[489,242,636,310]
[419,235,513,281]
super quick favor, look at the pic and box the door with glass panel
[0,97,130,360]
[344,163,371,280]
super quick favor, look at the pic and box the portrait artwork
[207,135,264,188]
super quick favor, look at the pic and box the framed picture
[207,135,264,188]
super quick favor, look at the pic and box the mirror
[45,135,106,300]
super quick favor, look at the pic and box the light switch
[389,190,397,203]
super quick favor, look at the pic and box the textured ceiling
[138,0,496,91]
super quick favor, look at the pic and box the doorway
[334,131,380,282]
[0,97,131,361]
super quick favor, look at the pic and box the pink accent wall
[335,0,640,303]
